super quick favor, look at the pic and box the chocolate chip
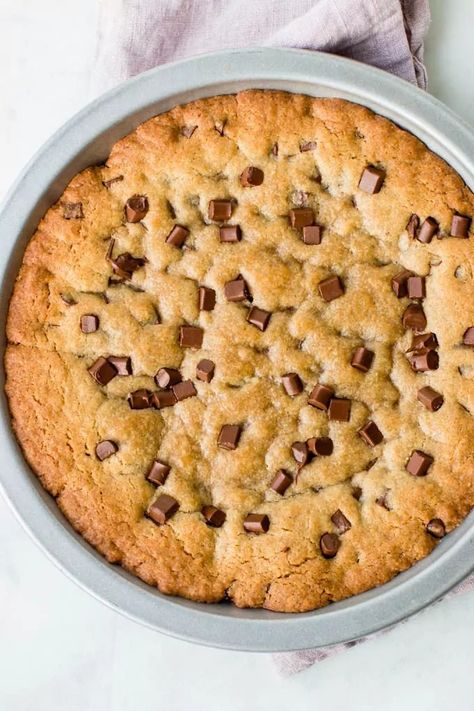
[451,214,471,238]
[88,357,117,385]
[179,325,203,348]
[181,125,197,138]
[291,441,309,467]
[407,275,426,299]
[307,436,333,456]
[152,390,177,409]
[320,532,340,558]
[282,373,303,396]
[103,175,123,188]
[127,389,152,409]
[220,225,241,242]
[243,513,270,534]
[417,386,444,411]
[271,469,293,495]
[308,383,334,410]
[208,199,233,221]
[408,350,439,372]
[202,505,226,528]
[408,332,438,351]
[147,493,179,525]
[289,208,314,228]
[328,398,351,422]
[111,252,146,279]
[63,202,83,219]
[146,460,170,486]
[318,275,344,302]
[351,347,374,373]
[352,486,362,501]
[358,420,383,447]
[402,303,427,331]
[198,286,216,311]
[218,424,241,450]
[60,293,77,306]
[331,509,351,534]
[172,380,197,401]
[358,166,385,194]
[406,449,433,476]
[247,306,271,331]
[376,492,391,510]
[426,518,446,538]
[95,440,118,461]
[108,356,132,376]
[463,327,474,346]
[240,166,264,187]
[391,269,413,298]
[225,276,251,302]
[166,224,189,248]
[80,314,99,333]
[417,217,438,243]
[406,213,420,238]
[300,141,317,152]
[196,359,215,383]
[302,224,322,245]
[155,367,181,389]
[125,195,149,223]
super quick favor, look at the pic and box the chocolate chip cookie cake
[5,90,474,612]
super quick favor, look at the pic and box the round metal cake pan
[1,48,474,653]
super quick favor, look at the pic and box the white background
[1,1,473,709]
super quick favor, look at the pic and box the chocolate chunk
[166,224,190,248]
[108,356,132,376]
[102,175,123,188]
[155,367,181,389]
[302,224,322,245]
[88,356,117,386]
[291,441,309,467]
[417,217,438,243]
[289,208,314,228]
[358,420,383,447]
[271,469,293,495]
[208,199,233,221]
[463,327,474,346]
[181,125,197,138]
[406,213,420,239]
[351,346,374,373]
[358,166,385,194]
[243,513,270,534]
[80,314,99,333]
[376,492,391,510]
[63,202,83,219]
[451,214,471,238]
[60,293,77,306]
[426,518,446,539]
[392,269,413,298]
[407,275,426,299]
[95,440,118,461]
[300,141,317,152]
[307,436,333,456]
[127,389,152,409]
[240,166,264,187]
[247,306,271,331]
[402,303,427,331]
[352,485,363,501]
[196,359,215,383]
[147,460,170,486]
[282,373,303,396]
[408,349,439,372]
[124,195,149,223]
[172,380,197,401]
[408,332,438,351]
[218,424,241,450]
[320,532,340,558]
[225,276,251,302]
[111,252,146,279]
[417,386,444,411]
[198,286,216,311]
[179,325,203,348]
[152,390,177,409]
[147,493,179,525]
[318,275,344,302]
[331,509,351,534]
[220,225,241,243]
[202,505,226,528]
[406,449,434,476]
[328,398,351,422]
[308,383,334,410]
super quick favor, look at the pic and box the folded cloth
[94,0,442,676]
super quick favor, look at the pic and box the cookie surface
[5,90,474,612]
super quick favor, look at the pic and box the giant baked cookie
[5,91,474,612]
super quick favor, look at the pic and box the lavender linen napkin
[93,0,472,676]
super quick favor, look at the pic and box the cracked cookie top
[5,90,474,612]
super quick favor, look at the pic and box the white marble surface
[1,1,474,708]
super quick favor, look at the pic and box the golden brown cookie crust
[5,90,474,612]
